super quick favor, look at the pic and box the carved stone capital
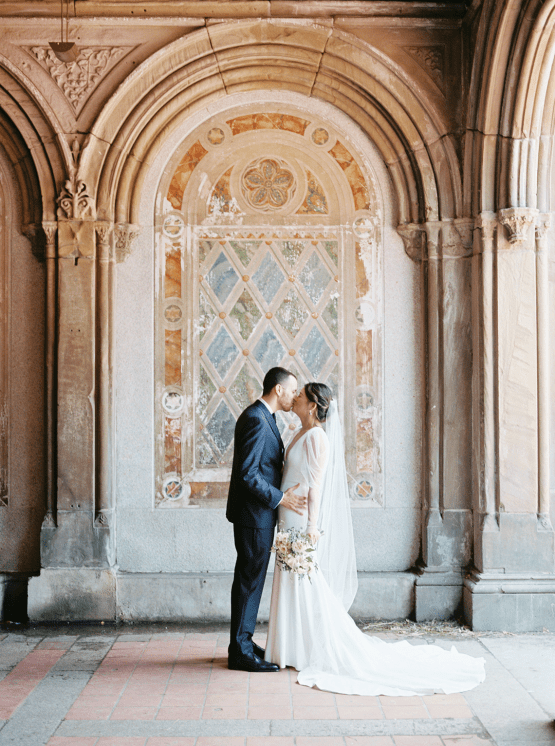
[115,223,141,263]
[396,223,425,262]
[94,510,111,528]
[535,213,551,247]
[22,223,45,262]
[57,177,95,220]
[538,513,553,532]
[498,207,538,246]
[41,511,56,528]
[94,221,112,244]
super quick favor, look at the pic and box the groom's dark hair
[263,367,296,395]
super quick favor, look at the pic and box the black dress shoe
[252,642,265,659]
[228,653,279,672]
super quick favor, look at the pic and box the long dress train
[265,427,485,696]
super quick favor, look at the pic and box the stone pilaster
[398,220,474,620]
[464,208,555,631]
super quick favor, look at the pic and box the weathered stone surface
[28,569,116,621]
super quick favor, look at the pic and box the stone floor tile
[382,705,430,719]
[161,694,206,707]
[245,739,295,745]
[73,695,119,707]
[421,694,468,706]
[96,736,146,746]
[204,693,247,706]
[337,706,384,720]
[425,704,474,719]
[296,739,345,746]
[393,738,443,746]
[202,705,247,719]
[293,705,338,719]
[248,694,291,707]
[110,706,157,720]
[145,739,196,745]
[441,738,496,745]
[64,705,113,720]
[291,691,336,705]
[379,696,421,706]
[155,706,202,720]
[146,736,195,746]
[47,739,98,745]
[196,739,245,746]
[247,706,292,719]
[345,736,394,746]
[335,695,380,706]
[118,694,164,707]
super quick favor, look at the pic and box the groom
[227,366,306,672]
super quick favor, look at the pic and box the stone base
[414,570,463,621]
[0,573,32,623]
[28,570,417,623]
[464,572,555,631]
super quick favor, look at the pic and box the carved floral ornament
[498,207,538,245]
[28,46,130,113]
[57,177,95,220]
[115,223,141,263]
[241,157,296,211]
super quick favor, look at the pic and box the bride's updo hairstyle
[305,382,333,422]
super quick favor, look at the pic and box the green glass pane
[276,290,308,337]
[199,240,215,264]
[230,289,262,340]
[230,364,262,411]
[198,436,216,465]
[230,240,262,267]
[199,292,216,341]
[198,364,216,416]
[279,240,306,267]
[323,240,338,265]
[323,295,338,338]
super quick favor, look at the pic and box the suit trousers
[229,523,275,659]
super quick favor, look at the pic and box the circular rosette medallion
[241,157,296,212]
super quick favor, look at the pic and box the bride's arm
[304,429,329,543]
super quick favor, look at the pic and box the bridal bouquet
[272,527,318,579]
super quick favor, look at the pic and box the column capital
[535,213,552,246]
[114,223,141,264]
[498,207,538,246]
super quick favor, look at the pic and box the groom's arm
[237,414,283,510]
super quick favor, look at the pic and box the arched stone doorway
[112,92,421,619]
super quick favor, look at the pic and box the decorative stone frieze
[498,207,538,246]
[57,177,95,220]
[114,223,141,263]
[404,45,445,91]
[396,223,425,261]
[28,46,130,113]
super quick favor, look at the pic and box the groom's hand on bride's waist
[279,484,307,515]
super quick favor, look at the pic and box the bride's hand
[280,484,307,515]
[306,527,321,544]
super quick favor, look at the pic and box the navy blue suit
[227,400,284,658]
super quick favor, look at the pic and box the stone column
[42,222,57,530]
[464,208,555,631]
[397,220,474,619]
[31,179,116,621]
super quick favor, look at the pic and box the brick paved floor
[0,625,554,746]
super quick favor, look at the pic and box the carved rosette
[241,157,296,212]
[57,177,95,220]
[28,46,130,113]
[498,207,538,246]
[114,223,141,263]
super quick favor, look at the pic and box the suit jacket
[226,400,284,528]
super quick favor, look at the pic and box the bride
[265,382,486,696]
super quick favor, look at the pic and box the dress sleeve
[303,428,329,529]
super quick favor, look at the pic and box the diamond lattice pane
[323,295,338,338]
[230,240,262,267]
[199,239,215,264]
[206,251,239,304]
[205,400,236,456]
[252,253,285,304]
[199,291,216,341]
[198,436,216,465]
[328,363,339,397]
[230,289,262,340]
[253,328,285,370]
[230,364,262,411]
[206,326,239,378]
[197,363,216,416]
[299,326,332,378]
[276,290,308,337]
[323,240,338,265]
[279,240,306,267]
[299,252,332,306]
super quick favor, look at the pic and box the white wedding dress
[265,425,486,696]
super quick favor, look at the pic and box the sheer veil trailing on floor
[265,398,486,696]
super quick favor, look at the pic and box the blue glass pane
[252,253,285,304]
[299,326,332,378]
[205,401,236,455]
[253,329,285,370]
[206,252,239,304]
[299,252,332,306]
[206,326,239,378]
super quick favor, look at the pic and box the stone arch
[82,20,462,228]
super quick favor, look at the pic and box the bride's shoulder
[308,426,328,442]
